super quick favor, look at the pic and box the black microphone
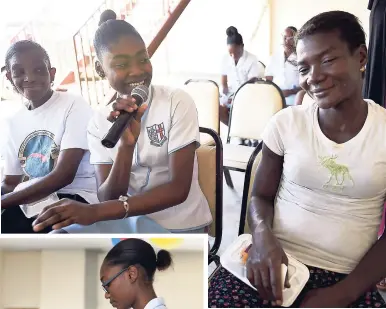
[101,85,149,148]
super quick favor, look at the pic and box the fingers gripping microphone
[101,85,149,148]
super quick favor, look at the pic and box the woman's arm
[93,142,196,220]
[221,75,229,94]
[1,149,84,207]
[334,232,386,303]
[32,142,197,231]
[1,175,24,195]
[247,143,284,233]
[246,143,288,305]
[95,145,135,201]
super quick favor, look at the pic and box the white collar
[143,297,166,309]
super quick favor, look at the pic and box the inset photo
[0,236,206,309]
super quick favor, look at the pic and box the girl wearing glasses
[100,238,171,309]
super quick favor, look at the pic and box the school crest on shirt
[146,123,167,147]
[18,130,60,178]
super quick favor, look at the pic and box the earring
[360,66,365,72]
[51,81,54,87]
[96,68,106,79]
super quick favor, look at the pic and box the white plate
[220,234,310,307]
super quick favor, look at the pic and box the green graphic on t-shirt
[319,155,354,190]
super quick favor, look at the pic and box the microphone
[101,85,149,148]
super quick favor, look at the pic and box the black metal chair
[197,127,223,265]
[208,143,262,279]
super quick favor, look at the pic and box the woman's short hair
[4,40,51,72]
[297,11,366,53]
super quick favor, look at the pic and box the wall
[2,251,41,309]
[39,251,86,309]
[151,0,270,85]
[0,250,203,309]
[270,0,370,52]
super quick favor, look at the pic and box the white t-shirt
[262,100,386,274]
[3,91,98,203]
[87,85,213,231]
[265,48,299,105]
[221,50,265,94]
[144,297,167,309]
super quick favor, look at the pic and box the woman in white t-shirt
[209,11,386,308]
[32,11,212,234]
[0,40,97,233]
[100,239,169,309]
[219,26,265,126]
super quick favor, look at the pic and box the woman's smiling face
[98,35,152,95]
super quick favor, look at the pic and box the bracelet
[118,195,130,219]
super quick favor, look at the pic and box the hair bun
[226,26,238,37]
[156,250,172,271]
[99,9,117,26]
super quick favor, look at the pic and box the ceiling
[0,236,205,252]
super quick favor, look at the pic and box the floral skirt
[208,266,386,308]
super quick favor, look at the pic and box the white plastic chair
[184,79,220,145]
[223,78,285,188]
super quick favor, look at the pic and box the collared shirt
[87,85,212,231]
[144,297,167,309]
[221,50,265,94]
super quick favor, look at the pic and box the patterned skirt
[208,266,386,308]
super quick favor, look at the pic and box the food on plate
[240,244,252,265]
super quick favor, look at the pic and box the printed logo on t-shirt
[146,123,167,147]
[18,130,60,178]
[319,155,354,191]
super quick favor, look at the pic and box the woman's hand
[32,198,97,231]
[246,230,290,305]
[108,95,148,146]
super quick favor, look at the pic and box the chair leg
[224,167,234,188]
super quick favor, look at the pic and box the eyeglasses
[101,268,129,293]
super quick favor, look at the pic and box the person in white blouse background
[219,26,265,126]
[265,26,302,106]
[100,239,169,309]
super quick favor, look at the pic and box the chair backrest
[228,78,285,142]
[196,127,223,256]
[238,143,263,235]
[184,80,220,145]
[302,92,314,107]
